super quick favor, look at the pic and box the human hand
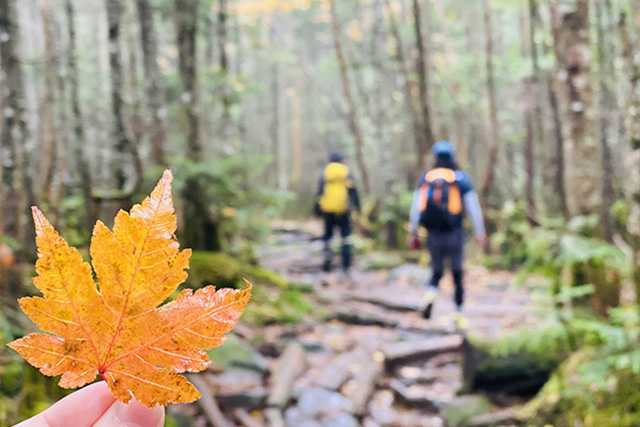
[15,382,164,427]
[407,232,421,250]
[476,234,487,250]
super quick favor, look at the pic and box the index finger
[15,382,116,427]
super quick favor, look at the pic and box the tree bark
[106,0,143,203]
[218,0,232,142]
[411,0,435,168]
[480,0,501,212]
[137,0,167,166]
[385,0,425,177]
[0,0,21,242]
[547,74,568,220]
[550,0,600,217]
[524,79,536,223]
[619,9,640,305]
[595,0,615,242]
[174,0,221,251]
[0,0,37,258]
[527,0,542,220]
[66,0,96,231]
[329,0,371,195]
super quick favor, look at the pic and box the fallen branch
[267,343,308,407]
[188,374,231,427]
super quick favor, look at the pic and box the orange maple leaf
[8,170,251,406]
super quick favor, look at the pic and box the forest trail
[229,221,541,426]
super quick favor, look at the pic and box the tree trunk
[218,0,231,142]
[0,0,37,259]
[480,0,501,212]
[550,0,600,217]
[595,0,615,242]
[411,0,434,168]
[0,0,21,243]
[524,79,536,223]
[385,0,425,178]
[547,74,568,220]
[66,0,96,232]
[619,9,640,305]
[174,0,221,251]
[106,0,142,203]
[527,0,542,220]
[41,0,60,223]
[137,0,167,166]
[329,0,371,195]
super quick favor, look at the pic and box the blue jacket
[409,170,485,236]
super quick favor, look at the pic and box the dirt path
[246,222,539,426]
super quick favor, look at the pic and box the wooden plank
[383,335,463,369]
[267,343,308,407]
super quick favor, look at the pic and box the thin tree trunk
[0,0,21,243]
[551,0,600,217]
[385,0,424,177]
[137,0,167,166]
[595,0,615,242]
[619,9,640,304]
[41,0,59,221]
[527,0,542,217]
[66,0,95,231]
[174,0,221,251]
[547,74,568,220]
[219,0,231,142]
[106,0,142,202]
[411,0,434,167]
[524,79,536,223]
[329,0,370,195]
[480,0,501,210]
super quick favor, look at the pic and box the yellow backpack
[318,162,351,215]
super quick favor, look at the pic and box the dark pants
[322,213,352,271]
[427,227,465,307]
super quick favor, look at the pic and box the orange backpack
[418,168,463,230]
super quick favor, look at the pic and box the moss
[187,251,241,289]
[0,361,23,395]
[243,286,311,326]
[241,265,288,289]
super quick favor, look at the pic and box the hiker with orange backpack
[316,153,361,275]
[408,141,486,328]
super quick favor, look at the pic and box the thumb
[93,397,164,427]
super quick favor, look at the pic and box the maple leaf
[8,170,251,406]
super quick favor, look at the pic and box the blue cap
[329,152,345,163]
[433,141,455,159]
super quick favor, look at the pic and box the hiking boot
[421,288,437,319]
[454,313,469,331]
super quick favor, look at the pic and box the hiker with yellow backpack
[408,141,486,329]
[316,153,361,275]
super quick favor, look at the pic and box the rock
[284,407,322,427]
[297,387,353,419]
[320,414,359,427]
[441,395,491,427]
[207,334,269,376]
[332,305,400,328]
[268,343,308,407]
[383,335,464,369]
[218,386,268,410]
[386,264,432,287]
[389,379,444,410]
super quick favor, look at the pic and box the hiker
[316,152,361,275]
[408,141,486,328]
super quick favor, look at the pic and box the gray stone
[320,414,359,427]
[284,407,322,427]
[387,264,432,287]
[297,387,353,419]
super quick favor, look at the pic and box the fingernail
[115,399,164,427]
